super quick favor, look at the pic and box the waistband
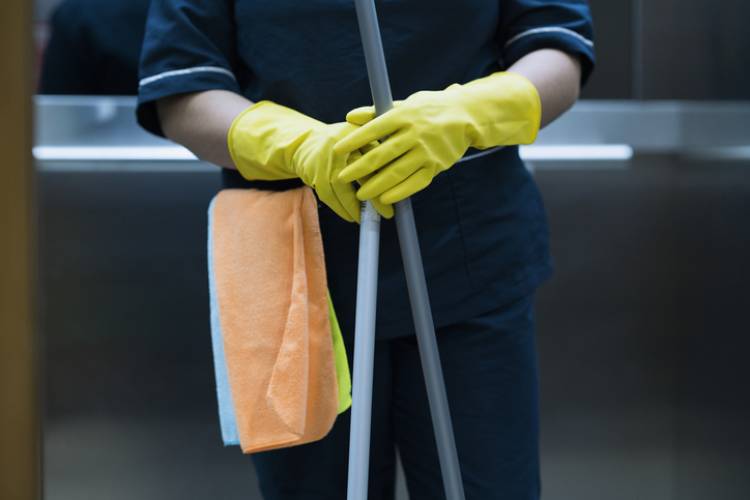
[459,146,505,164]
[222,145,511,189]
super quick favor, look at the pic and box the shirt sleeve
[498,0,595,86]
[137,0,241,136]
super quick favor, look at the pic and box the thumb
[346,100,405,125]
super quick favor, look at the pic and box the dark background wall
[34,0,750,499]
[35,0,750,100]
[38,157,750,500]
[582,0,635,99]
[581,0,750,100]
[640,0,750,99]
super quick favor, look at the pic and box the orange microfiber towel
[209,187,349,453]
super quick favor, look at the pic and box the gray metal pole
[349,1,466,499]
[346,200,380,500]
[346,5,391,499]
[393,199,465,500]
[347,2,391,498]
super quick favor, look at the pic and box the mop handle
[346,197,380,500]
[346,1,388,498]
[350,1,466,499]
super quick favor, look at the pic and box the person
[137,1,595,498]
[39,0,151,95]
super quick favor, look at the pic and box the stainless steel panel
[535,157,750,500]
[35,96,170,147]
[36,98,750,499]
[39,157,750,499]
[36,1,750,102]
[39,171,259,500]
[642,0,750,99]
[33,98,750,167]
[539,101,750,152]
[583,0,635,99]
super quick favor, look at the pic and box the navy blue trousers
[252,295,540,500]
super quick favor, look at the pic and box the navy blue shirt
[137,0,595,339]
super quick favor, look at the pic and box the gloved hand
[334,72,542,205]
[228,100,393,222]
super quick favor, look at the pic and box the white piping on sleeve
[504,27,594,49]
[139,66,237,88]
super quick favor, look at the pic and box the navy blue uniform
[137,1,594,498]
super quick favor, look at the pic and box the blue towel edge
[208,194,241,447]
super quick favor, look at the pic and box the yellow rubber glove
[328,292,352,414]
[334,72,542,205]
[228,100,393,222]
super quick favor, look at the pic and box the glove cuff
[459,71,542,149]
[228,101,321,181]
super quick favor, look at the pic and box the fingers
[355,149,425,201]
[327,147,361,223]
[370,198,394,219]
[345,106,376,125]
[338,132,412,183]
[315,179,356,223]
[316,114,400,221]
[353,171,392,219]
[333,110,404,156]
[326,185,392,222]
[331,180,361,223]
[359,140,380,155]
[378,167,434,205]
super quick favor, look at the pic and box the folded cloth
[208,187,351,453]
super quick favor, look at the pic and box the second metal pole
[347,200,381,500]
[393,199,465,500]
[349,1,465,499]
